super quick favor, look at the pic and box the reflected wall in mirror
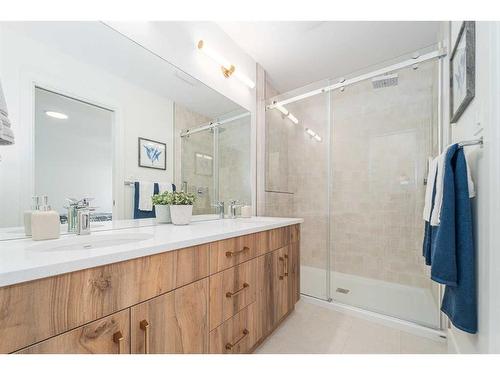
[35,87,114,222]
[0,21,252,240]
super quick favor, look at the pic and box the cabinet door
[288,241,300,306]
[131,278,208,354]
[16,310,130,354]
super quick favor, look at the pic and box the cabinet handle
[113,331,124,354]
[226,282,250,298]
[139,319,150,354]
[279,256,285,280]
[226,246,250,258]
[225,329,249,351]
[284,254,289,277]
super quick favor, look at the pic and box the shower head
[371,73,398,89]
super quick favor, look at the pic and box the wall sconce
[275,104,299,125]
[197,40,255,89]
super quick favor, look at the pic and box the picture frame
[450,21,475,123]
[138,137,166,170]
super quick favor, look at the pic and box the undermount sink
[28,232,154,252]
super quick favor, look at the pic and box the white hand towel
[430,145,476,226]
[138,181,154,211]
[158,182,173,193]
[430,146,451,226]
[423,156,439,221]
[465,153,476,198]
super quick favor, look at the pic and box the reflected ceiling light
[45,111,68,120]
[275,104,299,125]
[305,128,322,142]
[197,40,255,89]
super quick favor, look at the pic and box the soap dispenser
[23,196,40,236]
[31,195,61,241]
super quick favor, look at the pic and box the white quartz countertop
[0,216,303,288]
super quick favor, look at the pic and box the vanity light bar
[197,40,255,89]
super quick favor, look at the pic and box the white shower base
[301,265,440,329]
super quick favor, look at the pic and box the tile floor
[255,300,448,354]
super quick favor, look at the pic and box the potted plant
[152,192,172,223]
[167,191,196,225]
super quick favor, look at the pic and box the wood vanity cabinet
[130,278,209,354]
[2,224,300,354]
[16,310,130,354]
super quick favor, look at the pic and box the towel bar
[458,136,483,148]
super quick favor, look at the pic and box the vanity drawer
[15,310,130,354]
[0,244,209,354]
[209,233,258,274]
[209,302,257,354]
[289,224,300,244]
[268,226,290,252]
[209,258,257,331]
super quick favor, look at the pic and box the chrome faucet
[228,200,242,219]
[66,198,95,235]
[212,201,225,219]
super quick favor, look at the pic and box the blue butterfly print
[144,144,163,164]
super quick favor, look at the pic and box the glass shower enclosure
[179,111,251,217]
[264,50,442,329]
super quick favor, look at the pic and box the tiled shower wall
[175,104,252,215]
[174,103,213,214]
[265,61,438,290]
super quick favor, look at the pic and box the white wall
[0,24,175,225]
[442,21,500,354]
[35,88,113,215]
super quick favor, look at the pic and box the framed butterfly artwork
[138,137,166,170]
[450,21,475,124]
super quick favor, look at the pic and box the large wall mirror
[0,22,251,240]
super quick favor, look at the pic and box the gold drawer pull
[284,254,289,277]
[226,283,250,298]
[279,256,285,280]
[140,319,150,354]
[113,331,124,354]
[225,246,250,258]
[225,329,249,351]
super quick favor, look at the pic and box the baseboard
[446,328,461,354]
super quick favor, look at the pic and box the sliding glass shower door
[329,60,441,328]
[265,54,442,329]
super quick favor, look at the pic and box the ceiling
[218,21,441,93]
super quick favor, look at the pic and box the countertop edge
[0,217,303,288]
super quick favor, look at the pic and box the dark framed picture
[138,137,166,170]
[450,21,475,123]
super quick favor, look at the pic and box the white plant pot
[154,205,171,224]
[169,205,193,225]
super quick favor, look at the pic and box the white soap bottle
[23,196,40,236]
[31,196,61,241]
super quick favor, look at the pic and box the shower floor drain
[336,287,350,294]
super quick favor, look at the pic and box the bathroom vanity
[0,218,301,354]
